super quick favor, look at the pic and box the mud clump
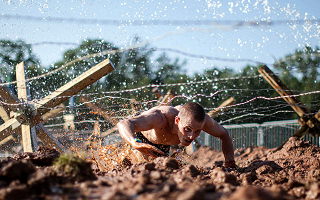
[0,136,319,199]
[53,153,97,182]
[12,146,60,167]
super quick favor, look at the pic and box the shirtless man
[117,102,236,168]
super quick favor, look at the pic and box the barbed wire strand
[2,14,320,26]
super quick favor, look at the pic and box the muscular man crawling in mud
[117,102,236,168]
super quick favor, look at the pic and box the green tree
[0,39,44,99]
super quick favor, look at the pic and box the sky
[0,0,319,74]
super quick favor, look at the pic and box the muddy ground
[0,136,319,200]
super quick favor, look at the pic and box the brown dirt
[0,136,320,200]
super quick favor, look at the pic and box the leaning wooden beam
[100,126,118,137]
[314,111,320,122]
[0,80,20,113]
[79,96,118,125]
[159,90,174,106]
[258,65,309,118]
[258,65,320,138]
[34,59,115,116]
[208,97,235,118]
[35,124,66,152]
[0,106,21,146]
[0,106,10,121]
[0,135,15,146]
[0,118,21,141]
[16,62,34,152]
[41,104,65,122]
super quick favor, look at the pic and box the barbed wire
[220,110,296,124]
[3,26,265,86]
[2,14,319,27]
[28,41,266,65]
[1,88,318,121]
[2,22,317,87]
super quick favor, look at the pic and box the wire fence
[198,119,320,150]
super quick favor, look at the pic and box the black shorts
[135,132,170,157]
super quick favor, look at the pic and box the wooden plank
[16,62,34,152]
[41,104,65,122]
[0,106,10,121]
[31,127,38,150]
[0,118,21,141]
[21,125,33,152]
[93,121,101,137]
[152,87,162,99]
[208,97,235,118]
[100,126,118,137]
[34,59,115,116]
[79,96,118,125]
[35,124,66,152]
[0,135,14,146]
[315,111,320,122]
[258,65,309,118]
[0,80,20,112]
[159,90,174,105]
[16,62,28,100]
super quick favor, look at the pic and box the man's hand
[132,142,165,158]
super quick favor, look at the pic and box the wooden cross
[0,59,115,152]
[258,65,320,137]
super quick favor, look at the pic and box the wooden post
[258,65,320,137]
[16,62,34,152]
[208,97,235,118]
[258,65,309,118]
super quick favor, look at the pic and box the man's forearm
[221,133,235,162]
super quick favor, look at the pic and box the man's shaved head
[179,102,206,122]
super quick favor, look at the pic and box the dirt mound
[0,136,319,199]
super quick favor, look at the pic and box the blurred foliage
[0,38,319,125]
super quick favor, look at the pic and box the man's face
[175,114,204,146]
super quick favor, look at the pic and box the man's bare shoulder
[154,105,180,116]
[140,105,178,120]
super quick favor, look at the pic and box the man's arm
[202,114,236,167]
[117,108,166,157]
